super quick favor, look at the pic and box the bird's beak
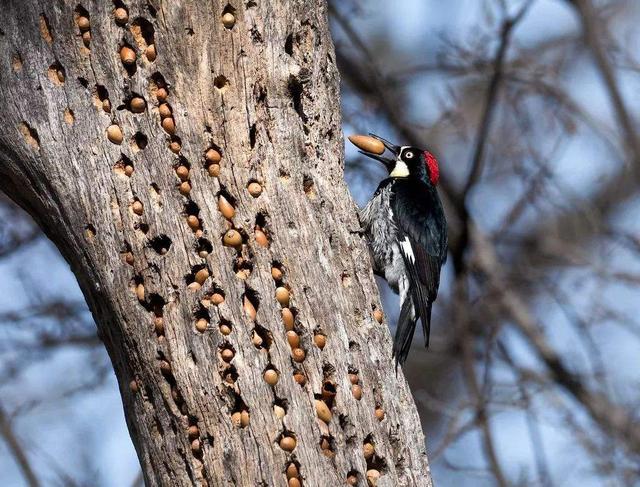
[358,133,400,168]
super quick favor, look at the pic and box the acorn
[314,333,326,349]
[251,331,263,347]
[107,124,123,144]
[195,318,208,333]
[162,117,176,134]
[220,348,234,362]
[205,148,221,163]
[243,296,257,320]
[158,103,172,118]
[348,373,359,385]
[207,164,220,177]
[223,229,242,248]
[123,251,134,265]
[271,267,283,281]
[315,399,331,423]
[240,410,250,427]
[286,463,299,479]
[254,228,268,247]
[363,442,375,459]
[373,309,384,323]
[159,360,172,376]
[187,425,200,440]
[351,384,363,400]
[194,268,210,285]
[211,293,225,305]
[179,181,191,196]
[135,283,145,301]
[145,44,157,61]
[366,469,380,486]
[288,479,301,487]
[114,7,128,25]
[102,99,112,113]
[375,408,385,421]
[293,371,306,385]
[191,439,201,454]
[221,12,235,29]
[247,182,262,197]
[275,287,290,307]
[169,140,181,153]
[130,97,146,113]
[281,308,295,331]
[187,282,201,292]
[347,474,358,486]
[286,331,300,348]
[218,195,235,219]
[154,317,164,335]
[219,323,232,335]
[291,348,305,363]
[321,382,337,402]
[120,46,136,65]
[274,404,286,419]
[348,135,385,155]
[82,30,91,46]
[156,87,168,101]
[263,368,278,386]
[186,215,200,230]
[129,380,138,393]
[279,435,296,452]
[124,164,134,177]
[132,200,143,215]
[76,16,90,31]
[231,411,242,427]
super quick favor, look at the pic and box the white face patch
[390,160,410,178]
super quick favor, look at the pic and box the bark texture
[0,1,432,486]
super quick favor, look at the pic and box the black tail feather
[393,298,417,368]
[421,300,432,348]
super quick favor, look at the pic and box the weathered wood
[0,1,433,485]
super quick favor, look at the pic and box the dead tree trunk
[0,1,432,485]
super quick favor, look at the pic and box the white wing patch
[400,236,415,264]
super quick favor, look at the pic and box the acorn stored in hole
[220,348,234,362]
[231,411,242,427]
[288,479,301,487]
[114,7,128,25]
[286,331,300,348]
[279,435,296,452]
[187,215,200,230]
[130,97,146,113]
[263,368,278,386]
[221,12,235,28]
[363,442,375,459]
[254,228,268,247]
[161,117,176,134]
[169,140,181,153]
[348,135,385,155]
[247,182,262,197]
[243,296,257,320]
[194,268,210,285]
[132,200,143,215]
[271,267,283,281]
[129,380,139,393]
[218,195,235,219]
[291,348,305,363]
[158,103,172,118]
[223,229,242,248]
[154,317,164,335]
[156,87,168,101]
[347,474,358,486]
[251,331,263,347]
[366,469,381,487]
[219,323,232,335]
[175,165,189,180]
[275,287,290,307]
[349,373,359,385]
[195,318,208,333]
[373,309,384,323]
[179,181,191,196]
[120,46,136,65]
[211,293,225,305]
[159,360,172,376]
[76,16,90,31]
[102,99,112,113]
[282,308,295,331]
[82,31,91,46]
[205,148,221,163]
[351,384,363,400]
[145,44,157,61]
[375,408,385,421]
[187,425,199,440]
[135,283,145,301]
[274,404,286,419]
[191,439,201,454]
[293,371,306,385]
[107,124,123,144]
[315,399,331,423]
[314,333,326,349]
[240,410,250,427]
[286,463,299,479]
[208,164,220,177]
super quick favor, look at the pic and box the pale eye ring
[405,151,414,159]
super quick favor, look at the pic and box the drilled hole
[148,234,172,254]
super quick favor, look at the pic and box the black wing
[391,180,447,347]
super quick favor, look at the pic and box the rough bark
[0,1,432,486]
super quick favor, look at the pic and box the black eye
[404,151,414,159]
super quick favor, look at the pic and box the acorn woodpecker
[356,134,447,365]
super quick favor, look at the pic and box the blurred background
[1,0,639,485]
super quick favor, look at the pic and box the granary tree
[0,1,432,485]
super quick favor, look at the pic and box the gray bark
[0,1,432,486]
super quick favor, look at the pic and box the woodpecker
[355,134,447,366]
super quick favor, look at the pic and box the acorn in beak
[348,133,400,168]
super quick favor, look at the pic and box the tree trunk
[0,1,432,486]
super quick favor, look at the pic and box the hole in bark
[242,289,259,320]
[74,6,90,35]
[230,394,250,428]
[64,108,75,125]
[321,380,337,406]
[19,122,40,150]
[146,2,157,17]
[94,85,111,112]
[213,75,230,92]
[148,234,172,254]
[346,471,360,486]
[251,324,272,350]
[220,363,238,385]
[84,224,96,240]
[132,132,148,151]
[12,54,23,72]
[134,222,149,234]
[196,237,213,257]
[348,340,361,352]
[131,17,154,47]
[273,398,288,418]
[48,62,66,85]
[143,293,166,315]
[320,434,335,458]
[303,175,315,198]
[113,154,134,176]
[39,14,53,44]
[287,75,306,122]
[249,123,256,149]
[284,33,293,56]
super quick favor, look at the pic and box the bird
[353,134,448,366]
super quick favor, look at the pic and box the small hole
[284,33,293,56]
[132,132,148,150]
[148,234,172,254]
[213,75,230,92]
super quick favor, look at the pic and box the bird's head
[351,134,440,186]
